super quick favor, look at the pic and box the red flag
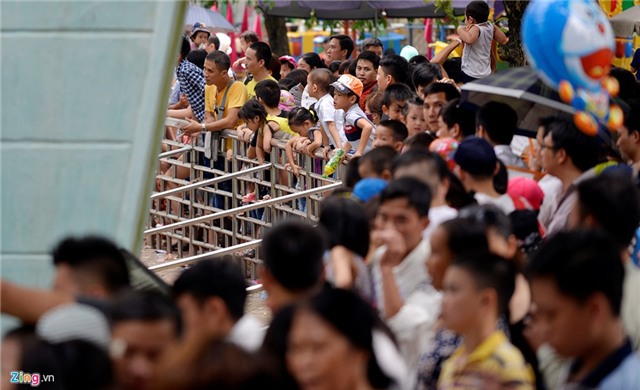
[253,12,262,41]
[424,18,433,58]
[211,1,217,12]
[226,3,237,63]
[241,5,249,33]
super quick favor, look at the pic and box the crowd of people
[3,1,640,389]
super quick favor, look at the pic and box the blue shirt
[569,339,640,389]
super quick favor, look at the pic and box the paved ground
[139,246,272,326]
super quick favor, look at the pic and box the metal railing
[146,129,343,277]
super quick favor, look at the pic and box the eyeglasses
[538,143,558,151]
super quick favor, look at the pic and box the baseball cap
[400,45,419,62]
[279,55,298,69]
[453,136,498,176]
[507,177,544,211]
[191,22,211,39]
[331,74,363,98]
[353,178,387,202]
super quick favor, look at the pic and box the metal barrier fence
[145,129,342,278]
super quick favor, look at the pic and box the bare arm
[354,119,373,157]
[284,136,302,176]
[330,246,355,289]
[457,24,480,45]
[1,280,74,324]
[207,107,241,132]
[306,130,324,156]
[493,24,509,44]
[325,121,343,150]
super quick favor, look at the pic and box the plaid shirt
[176,59,205,121]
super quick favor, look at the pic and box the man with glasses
[539,117,599,235]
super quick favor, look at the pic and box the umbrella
[610,5,640,37]
[185,5,237,33]
[258,0,470,19]
[460,67,575,137]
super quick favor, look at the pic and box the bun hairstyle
[288,106,319,126]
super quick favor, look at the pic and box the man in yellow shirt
[244,42,276,100]
[438,254,534,389]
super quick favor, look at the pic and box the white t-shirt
[343,104,374,153]
[423,205,458,239]
[315,93,345,147]
[474,192,516,214]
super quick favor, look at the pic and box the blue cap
[353,178,388,202]
[453,137,498,176]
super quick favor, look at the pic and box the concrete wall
[1,0,185,330]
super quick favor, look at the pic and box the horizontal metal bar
[144,181,343,235]
[151,163,272,199]
[149,239,262,271]
[158,145,191,158]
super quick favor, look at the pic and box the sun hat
[190,22,211,39]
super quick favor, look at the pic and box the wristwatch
[201,122,206,132]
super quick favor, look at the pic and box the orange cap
[331,74,364,98]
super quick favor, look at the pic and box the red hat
[507,177,544,211]
[279,55,298,69]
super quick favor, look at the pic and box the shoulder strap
[218,80,235,116]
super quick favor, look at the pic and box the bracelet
[201,122,206,132]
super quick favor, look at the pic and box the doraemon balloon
[522,0,623,135]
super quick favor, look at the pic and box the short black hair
[379,55,410,85]
[527,230,624,316]
[422,82,461,101]
[262,221,326,292]
[206,50,231,71]
[238,99,267,123]
[320,196,370,258]
[547,117,599,172]
[249,41,272,67]
[392,149,449,182]
[409,55,429,68]
[269,53,282,81]
[402,132,436,151]
[343,156,362,189]
[382,83,415,109]
[255,79,281,108]
[412,62,442,90]
[379,177,431,217]
[52,236,130,295]
[443,57,463,84]
[361,37,383,51]
[452,253,516,317]
[207,35,220,50]
[328,60,342,74]
[357,50,381,70]
[440,99,477,138]
[609,67,638,103]
[329,34,355,59]
[180,36,191,60]
[477,101,518,145]
[576,172,640,250]
[110,290,181,335]
[338,59,353,75]
[172,257,247,321]
[309,68,335,92]
[458,204,512,240]
[623,98,640,134]
[378,120,408,142]
[359,146,398,176]
[239,31,260,44]
[465,0,490,23]
[186,49,207,70]
[300,52,327,70]
[283,68,309,87]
